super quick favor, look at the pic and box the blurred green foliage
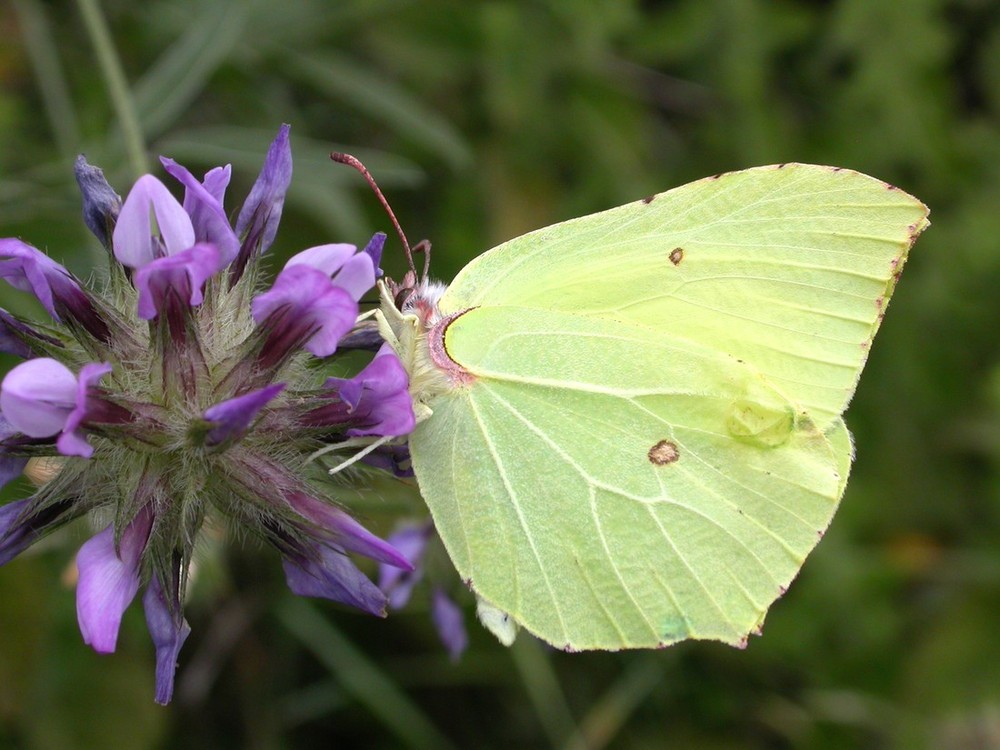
[1,0,999,748]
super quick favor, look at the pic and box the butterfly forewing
[440,164,928,428]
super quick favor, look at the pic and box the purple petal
[0,358,78,437]
[0,308,36,359]
[113,175,195,268]
[76,508,153,653]
[378,522,432,610]
[143,574,191,705]
[0,496,77,567]
[235,125,292,257]
[332,252,376,301]
[362,233,386,278]
[286,492,412,569]
[0,415,28,491]
[432,589,468,661]
[251,264,357,358]
[0,241,110,341]
[324,344,415,437]
[57,362,112,458]
[0,497,33,566]
[0,239,84,322]
[285,243,358,276]
[283,242,376,302]
[161,158,239,267]
[74,156,122,247]
[200,165,231,204]
[203,383,285,446]
[134,243,221,320]
[282,544,388,616]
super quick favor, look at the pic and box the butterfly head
[376,276,463,417]
[402,278,448,328]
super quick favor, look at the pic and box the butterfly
[376,163,928,651]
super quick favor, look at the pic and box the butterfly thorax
[376,279,473,419]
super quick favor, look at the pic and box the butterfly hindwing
[411,306,847,648]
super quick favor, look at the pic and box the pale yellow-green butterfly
[377,163,928,651]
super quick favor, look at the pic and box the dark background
[1,1,998,748]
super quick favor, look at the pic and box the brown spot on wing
[648,440,680,466]
[669,247,684,265]
[642,194,656,204]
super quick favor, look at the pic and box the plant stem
[75,0,149,177]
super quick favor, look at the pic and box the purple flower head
[325,344,415,437]
[0,358,112,458]
[143,571,191,705]
[202,383,285,447]
[134,243,222,321]
[76,506,153,653]
[233,125,292,274]
[282,542,388,616]
[378,522,433,610]
[113,175,195,269]
[0,127,423,703]
[74,155,121,247]
[432,588,468,661]
[286,491,412,570]
[161,157,239,267]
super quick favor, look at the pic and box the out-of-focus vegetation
[1,0,998,747]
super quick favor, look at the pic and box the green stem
[510,637,578,746]
[75,0,148,177]
[12,0,81,158]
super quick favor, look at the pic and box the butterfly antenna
[412,238,432,285]
[330,152,417,279]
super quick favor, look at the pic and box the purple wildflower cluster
[0,126,423,703]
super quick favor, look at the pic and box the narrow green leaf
[282,49,471,170]
[276,597,458,750]
[132,0,249,139]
